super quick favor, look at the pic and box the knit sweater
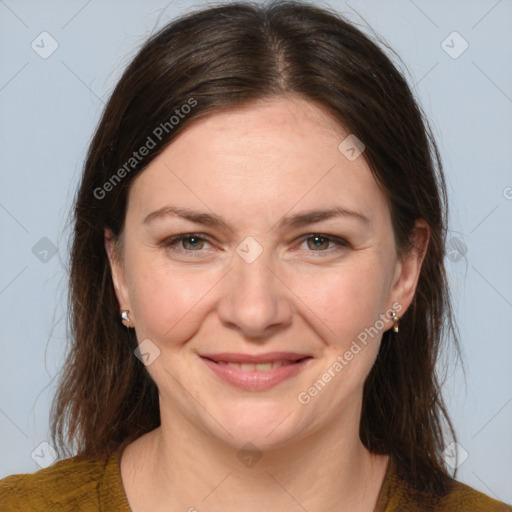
[1,447,511,511]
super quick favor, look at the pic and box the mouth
[209,359,305,371]
[199,352,313,391]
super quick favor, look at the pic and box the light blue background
[1,0,511,504]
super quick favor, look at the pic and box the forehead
[126,97,389,229]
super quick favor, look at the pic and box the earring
[392,310,400,333]
[121,310,131,325]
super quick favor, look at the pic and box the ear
[105,228,133,326]
[389,219,430,316]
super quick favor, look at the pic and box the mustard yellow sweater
[1,447,511,511]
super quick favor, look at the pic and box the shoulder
[380,458,512,511]
[0,451,113,512]
[431,479,512,512]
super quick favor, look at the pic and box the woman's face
[107,96,426,450]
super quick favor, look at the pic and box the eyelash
[161,233,349,256]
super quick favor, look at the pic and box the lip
[200,352,313,391]
[200,351,310,364]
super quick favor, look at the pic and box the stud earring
[121,310,131,325]
[392,310,400,333]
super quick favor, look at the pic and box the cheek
[127,256,218,344]
[287,260,390,348]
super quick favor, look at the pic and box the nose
[216,249,294,340]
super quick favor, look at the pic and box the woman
[1,1,510,511]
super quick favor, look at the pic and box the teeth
[216,360,295,371]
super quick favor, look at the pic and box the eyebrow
[143,205,370,230]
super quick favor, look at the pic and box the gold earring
[392,310,399,333]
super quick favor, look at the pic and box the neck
[122,400,390,512]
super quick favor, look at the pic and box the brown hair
[51,0,461,496]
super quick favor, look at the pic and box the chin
[205,400,308,451]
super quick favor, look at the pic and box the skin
[106,96,429,512]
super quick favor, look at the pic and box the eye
[297,234,349,253]
[162,233,211,252]
[161,232,349,257]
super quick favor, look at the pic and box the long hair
[51,0,461,496]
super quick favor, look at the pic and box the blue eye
[162,233,349,256]
[298,234,349,252]
[164,234,209,251]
